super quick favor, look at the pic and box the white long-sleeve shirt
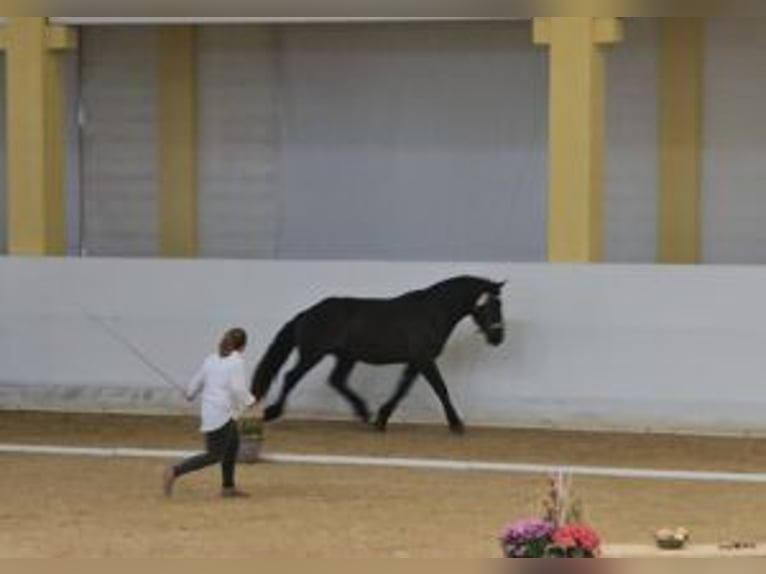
[187,351,256,433]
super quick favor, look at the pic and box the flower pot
[238,436,263,464]
[238,418,264,464]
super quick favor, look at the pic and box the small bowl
[655,529,690,551]
[656,538,687,550]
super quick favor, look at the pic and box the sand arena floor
[1,412,766,558]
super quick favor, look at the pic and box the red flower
[553,524,601,552]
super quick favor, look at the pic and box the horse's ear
[494,281,507,292]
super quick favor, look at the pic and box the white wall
[703,18,766,264]
[3,257,766,436]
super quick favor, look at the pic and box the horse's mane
[395,276,491,305]
[424,276,492,295]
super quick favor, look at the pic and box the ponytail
[218,328,248,358]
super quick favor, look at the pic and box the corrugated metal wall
[197,26,281,259]
[704,18,766,264]
[606,18,659,263]
[80,27,159,257]
[78,22,551,262]
[275,22,549,262]
[71,19,766,265]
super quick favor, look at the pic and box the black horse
[251,276,506,433]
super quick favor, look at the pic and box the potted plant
[500,474,602,558]
[237,416,264,464]
[501,518,557,558]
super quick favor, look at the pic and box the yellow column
[158,26,198,258]
[6,17,71,255]
[7,17,54,255]
[535,18,623,263]
[46,38,67,256]
[658,18,705,264]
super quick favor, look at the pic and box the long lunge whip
[79,306,186,395]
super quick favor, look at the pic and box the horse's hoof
[263,405,282,422]
[373,419,388,433]
[449,422,466,435]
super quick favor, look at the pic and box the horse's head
[471,281,506,347]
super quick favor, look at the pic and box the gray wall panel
[198,26,281,259]
[605,18,659,264]
[80,27,159,257]
[275,22,549,262]
[704,18,766,264]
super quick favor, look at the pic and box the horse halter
[474,293,504,333]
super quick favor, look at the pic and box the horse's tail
[251,318,298,401]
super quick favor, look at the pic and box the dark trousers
[174,419,240,489]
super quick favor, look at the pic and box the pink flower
[554,524,601,552]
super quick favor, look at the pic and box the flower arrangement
[240,417,264,440]
[501,519,557,558]
[500,474,602,558]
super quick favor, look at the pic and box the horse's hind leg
[374,364,419,432]
[328,359,370,423]
[264,353,322,422]
[420,362,465,434]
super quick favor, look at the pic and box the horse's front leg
[420,361,465,434]
[264,353,322,422]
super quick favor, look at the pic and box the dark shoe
[163,467,176,498]
[221,488,250,499]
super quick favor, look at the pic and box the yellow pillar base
[658,18,705,264]
[535,17,623,263]
[158,26,198,258]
